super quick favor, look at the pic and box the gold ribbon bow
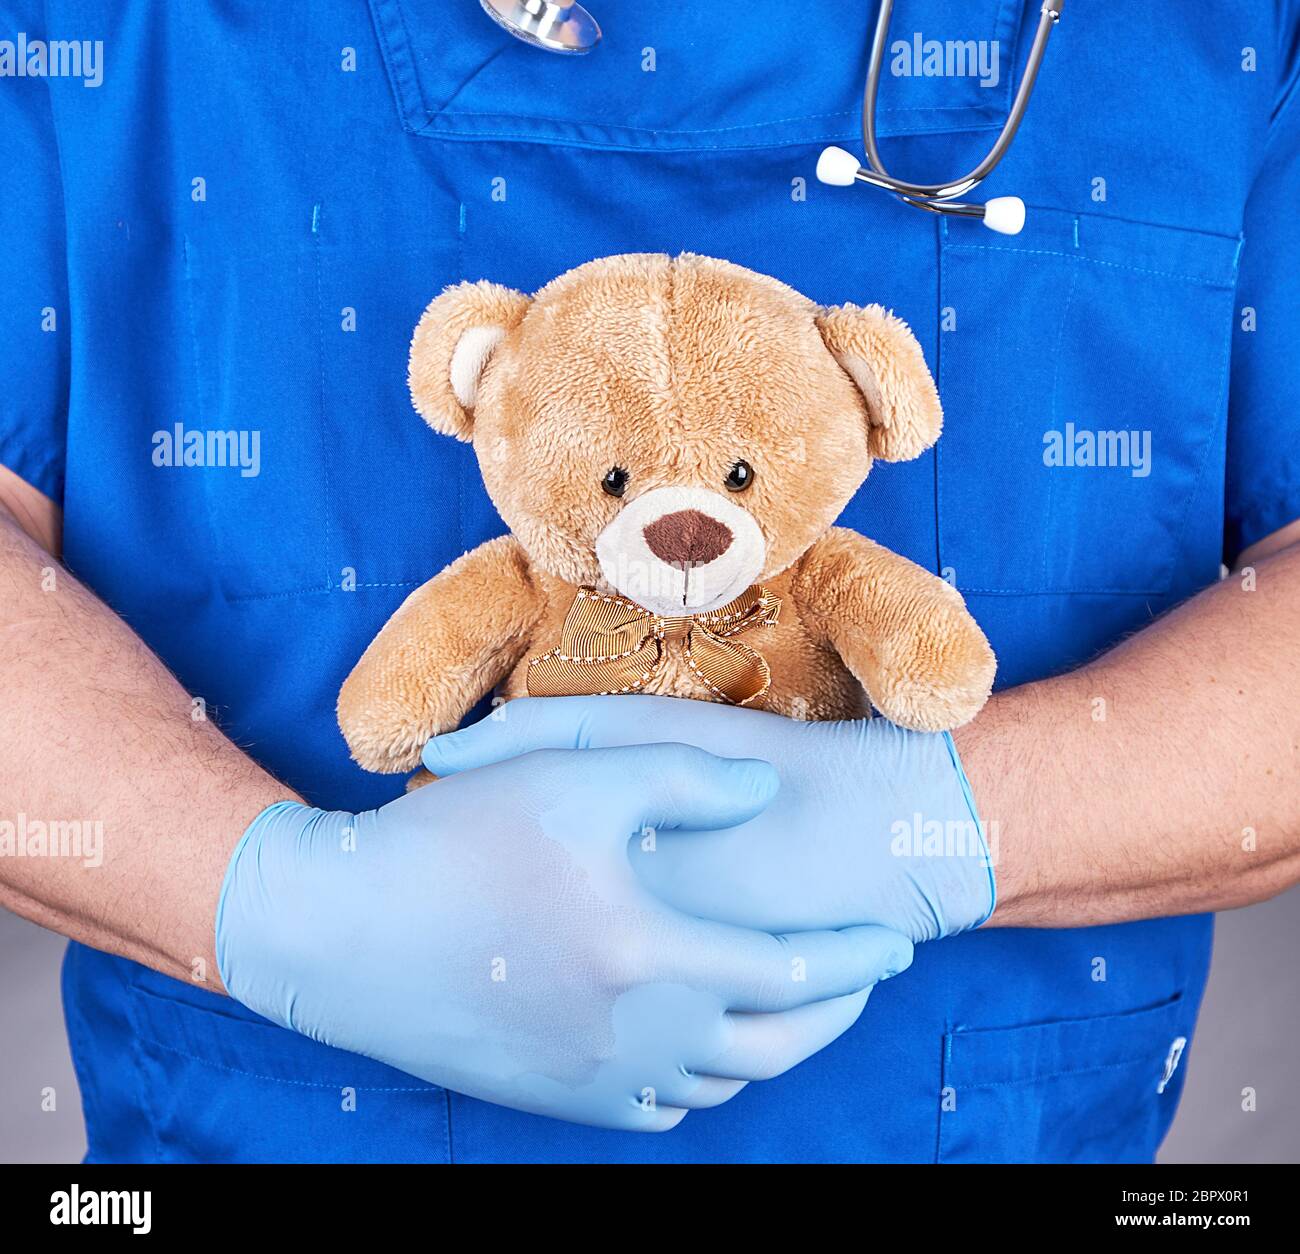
[527,585,782,706]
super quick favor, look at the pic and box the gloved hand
[216,743,913,1131]
[423,697,996,944]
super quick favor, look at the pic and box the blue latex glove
[423,697,996,944]
[216,743,913,1131]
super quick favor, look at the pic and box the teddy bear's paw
[337,704,435,774]
[873,678,988,733]
[871,614,996,732]
[337,661,466,773]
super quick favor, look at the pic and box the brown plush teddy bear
[338,253,995,778]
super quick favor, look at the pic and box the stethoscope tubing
[859,0,1065,205]
[481,0,1063,231]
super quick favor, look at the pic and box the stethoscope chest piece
[480,0,601,54]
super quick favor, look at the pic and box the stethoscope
[478,0,602,53]
[479,0,1065,236]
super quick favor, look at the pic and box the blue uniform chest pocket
[124,966,450,1164]
[180,220,491,601]
[936,210,1240,596]
[938,993,1191,1163]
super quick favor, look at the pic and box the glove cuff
[941,731,998,929]
[214,799,338,1017]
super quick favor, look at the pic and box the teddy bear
[337,252,995,779]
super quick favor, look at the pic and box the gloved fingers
[631,826,869,934]
[644,1104,691,1131]
[622,742,780,834]
[675,1076,749,1109]
[560,742,781,834]
[703,989,872,1081]
[592,1096,691,1133]
[681,922,912,1013]
[422,694,756,776]
[633,1073,749,1111]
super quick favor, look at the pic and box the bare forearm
[956,536,1300,928]
[0,501,295,989]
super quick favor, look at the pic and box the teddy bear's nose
[643,510,733,567]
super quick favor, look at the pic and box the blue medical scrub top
[2,0,1298,1163]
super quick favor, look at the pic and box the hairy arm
[0,464,294,989]
[956,521,1300,927]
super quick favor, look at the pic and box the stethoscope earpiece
[818,146,1027,235]
[816,146,864,188]
[980,197,1027,236]
[479,0,601,55]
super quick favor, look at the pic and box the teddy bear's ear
[408,280,532,440]
[815,303,943,461]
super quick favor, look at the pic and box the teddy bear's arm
[337,535,544,772]
[791,527,996,732]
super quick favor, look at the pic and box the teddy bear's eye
[602,466,629,498]
[724,460,755,492]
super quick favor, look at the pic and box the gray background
[2,890,1297,1163]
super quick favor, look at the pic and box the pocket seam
[943,243,1237,290]
[951,1056,1171,1094]
[222,580,425,606]
[180,235,225,589]
[312,207,334,593]
[407,113,1008,155]
[137,1037,440,1094]
[1038,260,1081,589]
[369,0,432,133]
[943,993,1186,1089]
[1163,283,1236,588]
[128,975,445,1094]
[124,981,172,1164]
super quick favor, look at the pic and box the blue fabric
[1,0,1296,1161]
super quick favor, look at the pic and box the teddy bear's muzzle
[594,485,766,617]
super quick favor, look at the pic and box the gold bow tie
[527,585,781,706]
